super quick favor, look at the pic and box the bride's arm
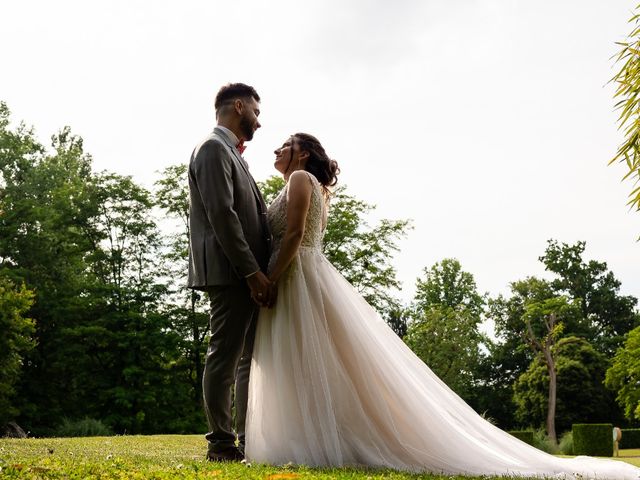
[268,170,313,284]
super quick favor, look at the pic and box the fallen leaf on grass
[207,470,222,476]
[11,464,24,471]
[29,467,51,473]
[265,474,300,479]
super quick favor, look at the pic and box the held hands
[246,271,277,308]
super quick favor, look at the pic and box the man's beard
[239,115,254,141]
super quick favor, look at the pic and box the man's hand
[246,271,271,307]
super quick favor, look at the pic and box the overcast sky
[2,0,638,311]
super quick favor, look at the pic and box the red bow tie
[236,140,246,155]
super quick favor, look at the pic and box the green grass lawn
[617,448,640,466]
[0,435,638,479]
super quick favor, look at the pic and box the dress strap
[302,170,320,186]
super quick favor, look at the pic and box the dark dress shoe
[206,446,244,462]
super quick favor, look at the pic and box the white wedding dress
[246,172,639,479]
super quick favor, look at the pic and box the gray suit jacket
[187,127,271,289]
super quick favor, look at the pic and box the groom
[187,83,273,461]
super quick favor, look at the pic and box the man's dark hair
[215,83,260,111]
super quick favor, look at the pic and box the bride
[245,133,639,479]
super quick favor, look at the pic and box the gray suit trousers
[203,284,258,453]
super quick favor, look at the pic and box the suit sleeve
[192,140,260,278]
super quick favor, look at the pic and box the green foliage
[413,258,485,317]
[66,171,195,435]
[539,240,639,355]
[405,259,487,401]
[606,326,640,421]
[508,430,534,445]
[558,431,574,455]
[521,296,581,349]
[531,428,560,454]
[154,164,189,226]
[518,293,582,442]
[513,337,612,433]
[0,105,203,435]
[256,175,285,205]
[155,164,209,420]
[483,277,555,428]
[483,239,637,430]
[610,6,640,218]
[572,423,613,457]
[404,306,484,399]
[0,110,104,431]
[322,185,412,322]
[620,428,640,449]
[53,417,113,437]
[0,275,35,426]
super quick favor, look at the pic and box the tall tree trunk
[545,351,557,444]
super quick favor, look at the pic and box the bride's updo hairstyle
[293,133,340,189]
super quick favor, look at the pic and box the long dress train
[246,172,639,479]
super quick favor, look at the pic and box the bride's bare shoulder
[288,170,317,190]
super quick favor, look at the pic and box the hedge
[620,428,640,449]
[508,430,534,445]
[572,423,613,457]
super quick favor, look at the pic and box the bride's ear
[299,150,310,161]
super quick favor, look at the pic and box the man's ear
[234,99,244,115]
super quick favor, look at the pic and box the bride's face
[274,137,295,175]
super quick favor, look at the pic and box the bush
[531,428,560,454]
[572,423,612,456]
[54,418,113,437]
[559,431,574,455]
[620,428,640,449]
[508,430,534,445]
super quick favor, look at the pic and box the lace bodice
[267,172,326,267]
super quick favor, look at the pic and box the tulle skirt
[246,248,639,479]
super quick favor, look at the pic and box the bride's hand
[267,281,278,308]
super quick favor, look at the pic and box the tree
[539,239,638,355]
[323,186,411,319]
[258,175,286,205]
[518,296,582,443]
[257,176,412,325]
[0,111,104,433]
[155,164,209,418]
[404,307,485,399]
[404,259,487,401]
[484,240,637,430]
[606,326,640,421]
[87,171,197,434]
[0,275,35,428]
[0,102,201,434]
[515,336,617,434]
[482,277,556,428]
[412,258,485,317]
[611,5,640,217]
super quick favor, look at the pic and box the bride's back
[267,172,326,254]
